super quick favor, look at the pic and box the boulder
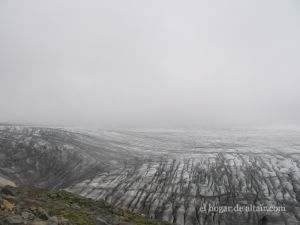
[118,222,132,225]
[21,211,35,220]
[58,217,69,225]
[2,199,15,210]
[1,186,16,196]
[36,207,49,220]
[31,221,47,225]
[5,215,24,224]
[88,215,109,225]
[47,216,58,225]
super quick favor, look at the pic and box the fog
[0,0,300,128]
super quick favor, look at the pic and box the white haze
[0,0,300,128]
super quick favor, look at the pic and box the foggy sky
[1,0,300,128]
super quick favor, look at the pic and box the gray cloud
[0,0,300,128]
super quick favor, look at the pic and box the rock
[31,221,47,225]
[2,194,17,202]
[36,207,49,220]
[1,186,16,196]
[47,216,58,225]
[88,215,109,225]
[30,206,37,212]
[70,203,80,209]
[118,222,132,225]
[21,211,35,220]
[49,193,58,198]
[38,196,48,202]
[58,217,69,225]
[2,198,14,210]
[5,215,24,224]
[107,218,120,225]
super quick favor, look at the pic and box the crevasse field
[0,125,300,225]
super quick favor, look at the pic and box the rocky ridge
[0,185,169,225]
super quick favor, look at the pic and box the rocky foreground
[0,185,169,225]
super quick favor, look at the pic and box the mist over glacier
[1,0,300,128]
